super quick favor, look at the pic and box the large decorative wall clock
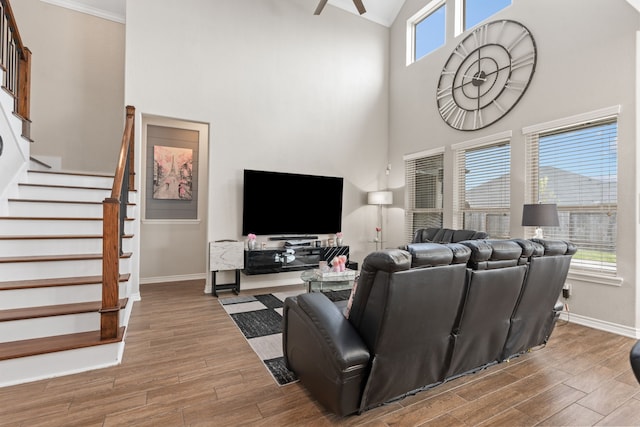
[436,20,537,131]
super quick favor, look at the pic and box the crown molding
[40,0,125,24]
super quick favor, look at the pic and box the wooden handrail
[101,106,135,340]
[111,106,136,199]
[1,0,32,134]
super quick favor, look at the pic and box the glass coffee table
[301,269,357,293]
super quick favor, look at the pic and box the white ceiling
[42,0,406,27]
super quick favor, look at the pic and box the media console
[243,245,350,275]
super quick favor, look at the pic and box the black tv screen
[242,169,343,236]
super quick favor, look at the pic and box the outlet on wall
[562,282,572,299]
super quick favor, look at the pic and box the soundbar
[269,236,318,241]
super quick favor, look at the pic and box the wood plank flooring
[0,279,638,426]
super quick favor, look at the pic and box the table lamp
[522,203,559,239]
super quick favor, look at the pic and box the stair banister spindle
[101,105,135,340]
[1,0,31,136]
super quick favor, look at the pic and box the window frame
[452,131,512,238]
[404,147,445,242]
[523,106,621,277]
[406,0,446,66]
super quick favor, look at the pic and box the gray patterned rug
[219,289,351,386]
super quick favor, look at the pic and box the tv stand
[269,235,318,241]
[243,246,349,275]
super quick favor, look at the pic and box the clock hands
[454,63,511,91]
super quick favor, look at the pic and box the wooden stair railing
[102,105,135,340]
[1,0,32,138]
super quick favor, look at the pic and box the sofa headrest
[452,229,489,242]
[362,249,412,273]
[442,243,472,264]
[411,227,488,244]
[511,238,544,262]
[405,243,458,267]
[460,239,522,270]
[530,239,578,256]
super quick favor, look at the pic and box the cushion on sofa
[531,238,578,256]
[405,243,454,267]
[461,239,522,270]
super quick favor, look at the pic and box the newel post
[101,197,120,339]
[17,46,31,121]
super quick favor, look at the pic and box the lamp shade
[368,191,393,205]
[522,203,559,227]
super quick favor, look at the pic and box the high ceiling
[42,0,406,27]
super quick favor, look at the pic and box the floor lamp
[522,203,559,239]
[368,191,393,249]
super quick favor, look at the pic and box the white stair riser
[0,282,128,310]
[0,341,124,388]
[0,310,127,343]
[26,172,113,188]
[0,258,132,281]
[7,201,135,218]
[17,185,112,202]
[0,219,134,235]
[0,238,133,257]
[0,92,22,140]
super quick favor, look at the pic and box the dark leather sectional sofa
[282,238,577,416]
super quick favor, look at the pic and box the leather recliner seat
[282,238,577,416]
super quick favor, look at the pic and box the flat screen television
[242,169,343,236]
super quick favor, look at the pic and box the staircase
[0,169,137,387]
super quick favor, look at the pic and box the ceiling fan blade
[314,0,329,15]
[352,0,366,15]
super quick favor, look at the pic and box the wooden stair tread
[0,298,128,322]
[8,198,136,206]
[0,326,126,361]
[0,234,134,240]
[0,252,132,263]
[18,182,111,191]
[28,170,114,178]
[0,273,130,290]
[0,216,133,221]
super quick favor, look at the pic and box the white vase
[248,240,256,250]
[336,238,343,246]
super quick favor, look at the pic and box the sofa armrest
[289,292,370,370]
[283,292,370,416]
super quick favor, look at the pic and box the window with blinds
[404,152,444,242]
[525,119,618,272]
[455,141,510,238]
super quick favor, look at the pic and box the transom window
[407,0,446,64]
[464,0,512,30]
[525,118,618,272]
[404,150,444,241]
[408,0,512,65]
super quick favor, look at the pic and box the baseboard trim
[559,311,639,339]
[140,273,206,285]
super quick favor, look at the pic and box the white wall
[125,0,390,287]
[11,0,125,173]
[389,0,640,334]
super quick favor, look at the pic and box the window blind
[525,119,618,272]
[455,141,510,238]
[405,153,444,242]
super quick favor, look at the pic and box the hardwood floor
[1,279,639,426]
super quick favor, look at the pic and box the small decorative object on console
[336,232,343,247]
[247,233,257,250]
